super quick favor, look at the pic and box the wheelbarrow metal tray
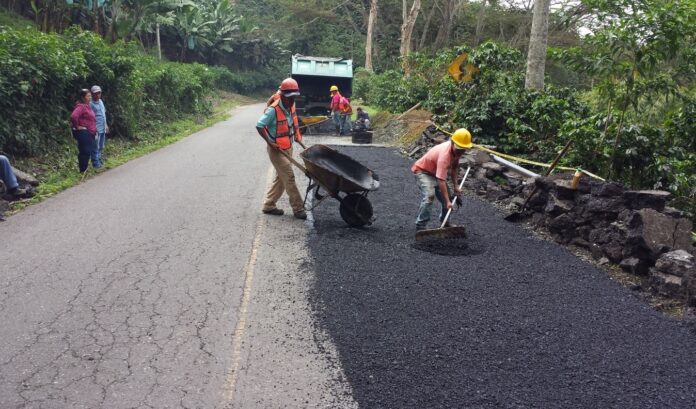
[300,145,380,194]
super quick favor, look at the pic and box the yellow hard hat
[330,85,339,92]
[451,128,472,149]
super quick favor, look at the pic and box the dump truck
[291,54,353,117]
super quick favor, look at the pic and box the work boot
[262,208,284,216]
[293,210,307,220]
[416,224,427,231]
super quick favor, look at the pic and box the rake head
[415,226,467,241]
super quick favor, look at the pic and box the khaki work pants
[263,145,305,213]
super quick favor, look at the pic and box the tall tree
[524,0,550,90]
[433,0,464,50]
[400,0,421,72]
[418,0,439,50]
[365,0,379,72]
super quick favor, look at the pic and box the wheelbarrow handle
[439,166,471,229]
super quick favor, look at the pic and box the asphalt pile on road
[307,146,696,409]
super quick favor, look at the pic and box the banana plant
[199,0,241,64]
[172,5,216,61]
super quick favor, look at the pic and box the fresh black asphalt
[307,146,696,409]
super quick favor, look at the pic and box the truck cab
[291,54,353,117]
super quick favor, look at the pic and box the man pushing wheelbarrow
[256,78,307,220]
[255,78,380,228]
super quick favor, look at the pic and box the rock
[482,162,504,179]
[625,209,694,257]
[603,245,624,263]
[544,193,573,217]
[502,171,525,187]
[11,167,39,187]
[510,196,526,208]
[662,207,685,218]
[548,214,575,235]
[620,257,649,275]
[474,168,488,181]
[464,149,492,165]
[649,270,684,298]
[623,190,671,211]
[591,181,625,197]
[552,180,577,200]
[584,196,625,214]
[654,250,695,278]
[597,256,610,265]
[576,225,593,241]
[470,178,488,195]
[531,212,546,228]
[526,191,548,211]
[589,227,624,246]
[534,176,555,192]
[570,237,592,249]
[685,275,696,308]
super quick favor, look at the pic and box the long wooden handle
[439,166,471,229]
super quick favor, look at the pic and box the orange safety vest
[339,96,352,114]
[269,100,302,150]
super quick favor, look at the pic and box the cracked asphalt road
[0,104,355,408]
[4,106,696,409]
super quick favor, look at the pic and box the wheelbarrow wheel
[339,193,373,227]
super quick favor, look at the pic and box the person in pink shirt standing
[70,89,97,173]
[411,128,473,231]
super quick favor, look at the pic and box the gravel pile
[307,146,696,409]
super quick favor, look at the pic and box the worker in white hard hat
[411,128,473,231]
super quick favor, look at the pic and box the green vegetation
[0,23,262,156]
[355,0,696,217]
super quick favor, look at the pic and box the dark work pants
[74,130,95,172]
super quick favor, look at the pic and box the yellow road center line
[223,165,274,404]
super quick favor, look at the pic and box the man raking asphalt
[411,128,473,241]
[415,165,470,241]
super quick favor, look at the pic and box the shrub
[0,26,247,154]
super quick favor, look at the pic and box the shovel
[415,166,471,241]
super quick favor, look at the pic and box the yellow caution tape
[429,122,605,181]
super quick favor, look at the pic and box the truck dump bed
[292,55,353,116]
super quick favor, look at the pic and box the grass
[9,91,251,213]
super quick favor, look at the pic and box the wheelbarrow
[272,141,380,227]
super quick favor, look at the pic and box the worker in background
[355,107,370,131]
[329,85,345,135]
[256,78,307,220]
[411,128,473,231]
